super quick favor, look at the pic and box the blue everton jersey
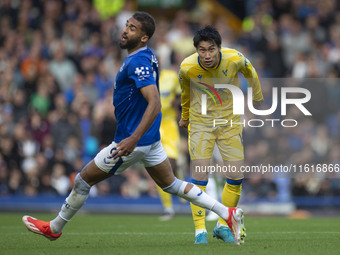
[113,47,161,146]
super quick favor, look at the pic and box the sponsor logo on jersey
[135,66,151,81]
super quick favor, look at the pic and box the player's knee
[162,177,185,195]
[74,173,91,195]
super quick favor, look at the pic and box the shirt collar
[128,46,147,57]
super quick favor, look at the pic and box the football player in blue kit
[22,12,245,246]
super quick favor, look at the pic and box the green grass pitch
[1,213,339,255]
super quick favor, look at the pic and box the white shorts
[94,140,168,175]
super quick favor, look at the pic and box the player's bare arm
[179,118,189,129]
[178,69,190,130]
[253,99,264,107]
[113,84,161,159]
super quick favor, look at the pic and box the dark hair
[132,12,156,39]
[193,25,221,48]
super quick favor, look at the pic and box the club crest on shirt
[151,55,158,67]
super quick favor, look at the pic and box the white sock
[211,202,229,221]
[177,183,229,221]
[195,229,207,236]
[50,215,67,235]
[164,207,174,214]
[50,174,90,234]
[217,221,228,228]
[50,189,89,234]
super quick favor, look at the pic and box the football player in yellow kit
[157,68,182,220]
[178,26,263,244]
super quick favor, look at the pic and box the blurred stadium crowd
[0,0,340,202]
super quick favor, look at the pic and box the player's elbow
[150,98,161,115]
[155,100,161,114]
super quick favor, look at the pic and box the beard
[119,36,140,51]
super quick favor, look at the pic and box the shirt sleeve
[238,54,263,102]
[178,65,190,120]
[173,73,182,96]
[128,56,156,89]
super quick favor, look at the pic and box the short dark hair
[193,25,221,48]
[132,12,156,39]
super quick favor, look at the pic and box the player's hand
[253,99,263,107]
[179,118,189,129]
[112,136,138,159]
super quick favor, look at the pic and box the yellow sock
[218,176,243,226]
[190,179,208,231]
[157,185,172,210]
